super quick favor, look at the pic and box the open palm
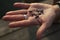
[2,2,59,40]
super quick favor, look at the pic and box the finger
[2,15,26,21]
[30,3,53,9]
[9,17,40,28]
[13,2,30,9]
[6,9,27,15]
[9,20,31,28]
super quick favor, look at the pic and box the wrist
[54,5,60,21]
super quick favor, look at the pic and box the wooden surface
[0,19,60,40]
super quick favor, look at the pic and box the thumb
[36,17,56,40]
[36,7,57,40]
[36,22,49,40]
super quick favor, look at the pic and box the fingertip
[9,22,17,28]
[13,2,21,7]
[6,11,13,15]
[9,23,13,28]
[13,2,30,9]
[2,16,7,21]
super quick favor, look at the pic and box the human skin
[2,2,60,40]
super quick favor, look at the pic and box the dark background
[0,0,22,18]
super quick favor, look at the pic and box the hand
[2,2,59,40]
